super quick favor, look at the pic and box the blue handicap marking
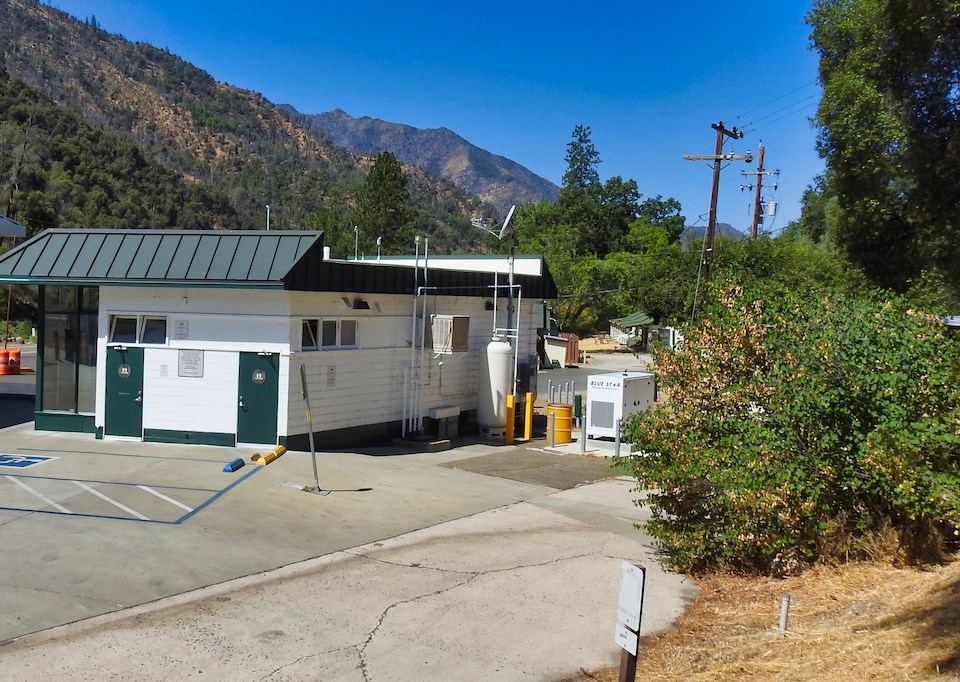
[0,454,58,469]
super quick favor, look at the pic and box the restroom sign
[252,368,266,384]
[118,364,132,378]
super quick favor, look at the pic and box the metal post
[580,404,588,454]
[300,364,321,493]
[614,418,622,458]
[779,594,791,632]
[524,392,533,441]
[548,379,553,404]
[505,394,515,445]
[548,412,555,448]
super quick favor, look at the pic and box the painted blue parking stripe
[174,466,260,524]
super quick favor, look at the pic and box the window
[109,315,168,344]
[141,317,167,344]
[110,316,138,343]
[302,320,319,350]
[340,320,357,347]
[301,318,358,350]
[321,320,338,348]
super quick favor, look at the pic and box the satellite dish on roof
[498,204,516,240]
[472,205,517,242]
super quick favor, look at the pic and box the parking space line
[138,485,193,512]
[5,475,73,514]
[0,467,260,523]
[72,480,151,521]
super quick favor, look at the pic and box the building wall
[96,287,292,440]
[95,286,541,444]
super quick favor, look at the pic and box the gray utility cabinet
[586,371,656,439]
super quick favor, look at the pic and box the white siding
[284,293,541,434]
[142,348,239,434]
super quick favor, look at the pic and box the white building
[0,229,556,448]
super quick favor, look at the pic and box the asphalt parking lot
[0,349,693,680]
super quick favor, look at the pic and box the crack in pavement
[259,643,360,681]
[354,550,597,682]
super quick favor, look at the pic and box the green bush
[621,284,960,575]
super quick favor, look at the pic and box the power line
[728,79,819,123]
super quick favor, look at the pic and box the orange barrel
[0,349,8,375]
[7,347,19,375]
[546,403,573,444]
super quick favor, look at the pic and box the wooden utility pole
[684,122,752,282]
[740,142,780,239]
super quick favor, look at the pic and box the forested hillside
[0,0,481,245]
[0,68,241,230]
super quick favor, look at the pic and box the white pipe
[408,236,420,434]
[418,239,429,432]
[513,286,521,397]
[401,366,408,438]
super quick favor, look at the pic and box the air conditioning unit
[431,315,470,354]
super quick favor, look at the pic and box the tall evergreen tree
[349,151,417,255]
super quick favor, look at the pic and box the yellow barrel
[0,349,8,375]
[7,347,20,375]
[546,403,573,444]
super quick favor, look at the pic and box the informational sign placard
[178,349,204,378]
[615,623,639,656]
[617,561,645,631]
[175,319,189,340]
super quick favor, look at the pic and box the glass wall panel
[42,310,77,411]
[77,311,98,413]
[41,286,100,414]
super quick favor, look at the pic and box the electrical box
[431,315,470,354]
[586,371,656,438]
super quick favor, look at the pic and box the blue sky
[51,0,823,233]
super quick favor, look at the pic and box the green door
[105,346,144,438]
[237,352,280,445]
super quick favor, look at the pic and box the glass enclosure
[41,286,98,413]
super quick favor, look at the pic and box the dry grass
[569,559,960,681]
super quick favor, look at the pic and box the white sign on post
[617,561,645,630]
[615,561,645,655]
[615,622,639,656]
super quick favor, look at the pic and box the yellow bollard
[505,394,515,444]
[256,444,286,466]
[524,392,533,441]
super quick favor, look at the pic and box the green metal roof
[613,311,654,327]
[0,229,321,288]
[0,228,559,299]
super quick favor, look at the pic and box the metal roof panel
[127,234,163,278]
[106,233,143,278]
[227,235,258,281]
[206,235,240,280]
[185,235,218,279]
[70,233,107,277]
[247,235,282,281]
[147,234,182,279]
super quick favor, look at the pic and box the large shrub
[622,285,960,574]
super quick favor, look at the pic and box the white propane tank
[478,335,513,431]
